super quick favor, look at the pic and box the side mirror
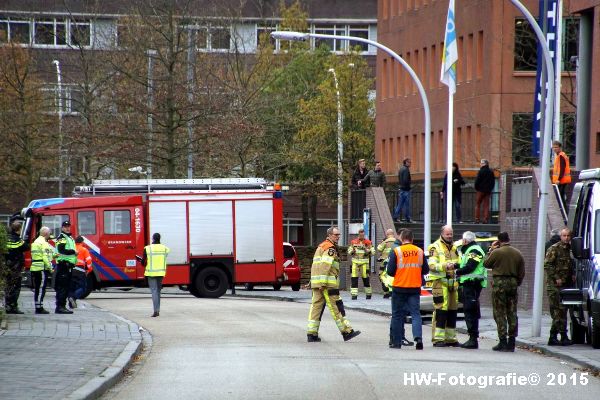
[571,236,590,259]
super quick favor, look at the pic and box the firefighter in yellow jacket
[377,228,397,299]
[348,228,374,300]
[427,225,460,346]
[307,226,361,342]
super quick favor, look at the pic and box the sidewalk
[230,286,600,373]
[0,291,142,400]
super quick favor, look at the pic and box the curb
[65,303,145,400]
[234,291,600,373]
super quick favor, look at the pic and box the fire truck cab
[21,178,285,299]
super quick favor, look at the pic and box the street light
[271,30,433,247]
[327,67,344,244]
[509,0,555,337]
[52,60,64,198]
[146,49,157,179]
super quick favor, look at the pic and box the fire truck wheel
[272,283,282,291]
[194,266,229,298]
[291,283,301,291]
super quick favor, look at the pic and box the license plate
[425,281,433,287]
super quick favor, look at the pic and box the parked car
[420,234,497,314]
[244,242,301,291]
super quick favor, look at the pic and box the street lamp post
[271,31,433,247]
[327,67,345,244]
[52,60,64,197]
[509,0,555,337]
[146,49,157,179]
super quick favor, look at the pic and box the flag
[440,0,458,94]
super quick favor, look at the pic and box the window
[595,210,600,254]
[77,211,96,235]
[313,24,345,52]
[41,85,85,115]
[104,210,131,234]
[211,27,231,50]
[41,214,69,239]
[71,21,91,47]
[256,24,276,48]
[512,113,535,166]
[348,25,369,52]
[514,17,580,72]
[0,16,91,47]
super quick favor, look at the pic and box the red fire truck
[20,179,285,298]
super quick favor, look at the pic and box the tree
[0,43,55,209]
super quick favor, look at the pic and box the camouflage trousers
[547,288,567,335]
[492,277,519,338]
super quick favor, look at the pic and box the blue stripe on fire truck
[90,250,130,280]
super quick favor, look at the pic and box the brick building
[376,0,579,181]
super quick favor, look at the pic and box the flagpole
[446,94,454,227]
[553,0,563,142]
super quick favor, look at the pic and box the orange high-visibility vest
[391,243,424,288]
[552,151,571,184]
[76,243,93,274]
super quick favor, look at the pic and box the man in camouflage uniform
[544,228,574,346]
[427,225,460,347]
[376,228,397,299]
[307,226,361,342]
[4,221,30,314]
[484,232,525,352]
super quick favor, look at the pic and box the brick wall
[480,168,552,311]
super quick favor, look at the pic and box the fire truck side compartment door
[235,200,274,262]
[149,201,188,265]
[189,201,233,256]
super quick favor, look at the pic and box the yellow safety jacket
[56,233,77,265]
[310,239,340,289]
[377,237,396,266]
[458,244,488,288]
[426,238,459,282]
[144,243,170,277]
[30,236,54,272]
[348,238,373,264]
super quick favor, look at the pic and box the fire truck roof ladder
[73,178,268,195]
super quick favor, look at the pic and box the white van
[562,168,600,348]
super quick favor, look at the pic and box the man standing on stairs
[348,228,374,300]
[393,158,412,223]
[544,228,574,346]
[377,228,397,299]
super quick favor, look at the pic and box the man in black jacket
[4,221,30,314]
[474,159,495,224]
[393,158,412,222]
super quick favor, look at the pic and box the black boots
[548,333,560,346]
[460,335,479,349]
[415,337,424,350]
[504,336,516,352]
[55,307,73,314]
[35,307,50,314]
[6,307,24,314]
[560,333,572,346]
[351,295,357,300]
[307,334,321,342]
[548,332,572,346]
[366,295,372,300]
[342,330,361,342]
[151,311,160,317]
[492,337,507,351]
[383,293,391,299]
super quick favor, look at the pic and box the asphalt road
[88,292,600,400]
